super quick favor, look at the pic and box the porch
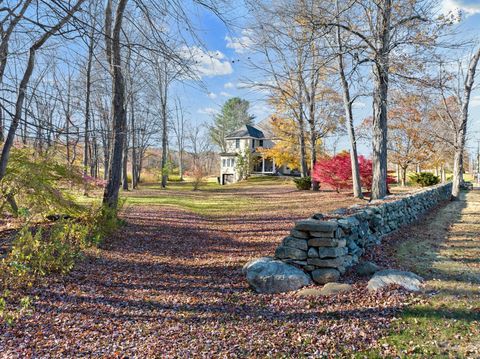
[252,156,276,174]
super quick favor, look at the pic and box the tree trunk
[66,111,71,165]
[371,62,389,199]
[160,95,168,188]
[401,166,407,187]
[452,46,480,199]
[137,155,143,184]
[298,86,308,178]
[0,108,4,143]
[298,122,308,178]
[310,124,319,190]
[371,0,392,200]
[335,0,362,198]
[84,25,95,177]
[308,47,319,191]
[102,0,128,209]
[22,104,27,144]
[130,96,137,189]
[179,150,184,181]
[452,147,463,199]
[122,129,129,190]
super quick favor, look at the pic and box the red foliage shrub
[313,152,394,192]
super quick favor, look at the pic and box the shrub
[0,148,86,218]
[312,152,395,192]
[236,150,254,181]
[185,165,208,191]
[410,172,440,187]
[0,203,122,324]
[293,176,312,190]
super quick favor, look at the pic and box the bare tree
[332,0,363,198]
[311,0,448,199]
[0,0,87,181]
[102,0,129,209]
[82,1,101,178]
[172,97,187,181]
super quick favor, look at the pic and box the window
[252,139,255,148]
[222,159,226,168]
[231,158,235,167]
[235,139,240,149]
[259,140,264,147]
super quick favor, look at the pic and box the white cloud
[181,46,233,78]
[225,29,254,54]
[224,82,235,89]
[220,91,231,97]
[197,107,218,116]
[441,0,480,17]
[352,101,366,109]
[208,92,217,99]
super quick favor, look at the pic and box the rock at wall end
[367,269,423,292]
[244,257,312,293]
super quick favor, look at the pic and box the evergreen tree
[209,97,254,152]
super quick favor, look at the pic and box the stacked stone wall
[275,183,453,284]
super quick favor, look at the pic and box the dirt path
[0,194,411,357]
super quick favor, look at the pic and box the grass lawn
[121,175,365,217]
[362,189,480,357]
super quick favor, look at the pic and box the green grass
[124,176,295,216]
[75,176,296,217]
[362,190,480,357]
[123,193,255,215]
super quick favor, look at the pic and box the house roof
[256,118,275,139]
[225,124,265,139]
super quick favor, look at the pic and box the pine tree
[209,97,254,152]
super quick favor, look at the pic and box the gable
[225,124,265,139]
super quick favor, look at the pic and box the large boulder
[243,257,312,294]
[367,269,424,292]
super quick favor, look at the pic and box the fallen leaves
[0,186,408,357]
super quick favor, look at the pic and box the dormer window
[235,139,240,149]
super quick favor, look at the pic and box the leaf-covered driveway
[0,188,409,357]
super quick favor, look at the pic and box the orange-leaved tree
[387,93,434,186]
[259,115,323,172]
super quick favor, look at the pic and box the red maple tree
[313,152,394,193]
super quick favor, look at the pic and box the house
[219,120,288,184]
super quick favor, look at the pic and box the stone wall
[275,183,453,284]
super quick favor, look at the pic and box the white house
[219,120,288,185]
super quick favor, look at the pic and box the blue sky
[174,0,480,157]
